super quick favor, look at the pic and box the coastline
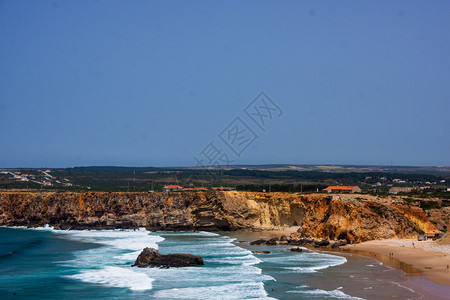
[337,239,450,300]
[339,239,450,286]
[247,227,450,285]
[238,228,450,299]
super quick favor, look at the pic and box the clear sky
[0,0,449,168]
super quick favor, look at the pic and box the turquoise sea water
[0,227,423,299]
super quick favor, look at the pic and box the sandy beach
[240,228,450,299]
[252,227,450,286]
[340,239,450,286]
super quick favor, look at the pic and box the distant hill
[184,164,450,175]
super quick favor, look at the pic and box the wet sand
[340,239,450,285]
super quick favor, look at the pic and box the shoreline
[239,228,450,299]
[246,227,450,286]
[339,239,450,286]
[336,239,450,300]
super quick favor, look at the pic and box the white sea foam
[208,254,262,266]
[287,286,365,299]
[286,266,331,273]
[162,231,220,237]
[114,250,142,262]
[53,228,164,251]
[148,232,275,297]
[68,266,154,291]
[283,251,347,273]
[162,236,254,258]
[154,282,276,299]
[1,225,29,229]
[389,281,417,294]
[31,228,273,296]
[26,224,55,230]
[54,228,163,291]
[140,264,273,284]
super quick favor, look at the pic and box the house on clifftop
[388,187,414,194]
[323,186,361,193]
[162,185,183,192]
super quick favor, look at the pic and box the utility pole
[133,168,136,192]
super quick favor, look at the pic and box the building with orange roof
[162,185,183,192]
[212,187,232,191]
[323,186,361,193]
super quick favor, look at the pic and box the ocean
[0,227,424,299]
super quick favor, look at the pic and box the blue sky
[0,0,449,168]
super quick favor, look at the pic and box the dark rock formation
[249,236,345,250]
[331,240,347,248]
[133,247,203,268]
[251,250,270,254]
[265,237,279,245]
[315,240,330,247]
[250,239,266,245]
[290,247,303,252]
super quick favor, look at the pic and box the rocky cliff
[0,191,441,243]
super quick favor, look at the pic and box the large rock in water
[132,247,204,268]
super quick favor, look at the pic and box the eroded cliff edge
[0,191,441,243]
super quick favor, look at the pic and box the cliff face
[0,191,440,243]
